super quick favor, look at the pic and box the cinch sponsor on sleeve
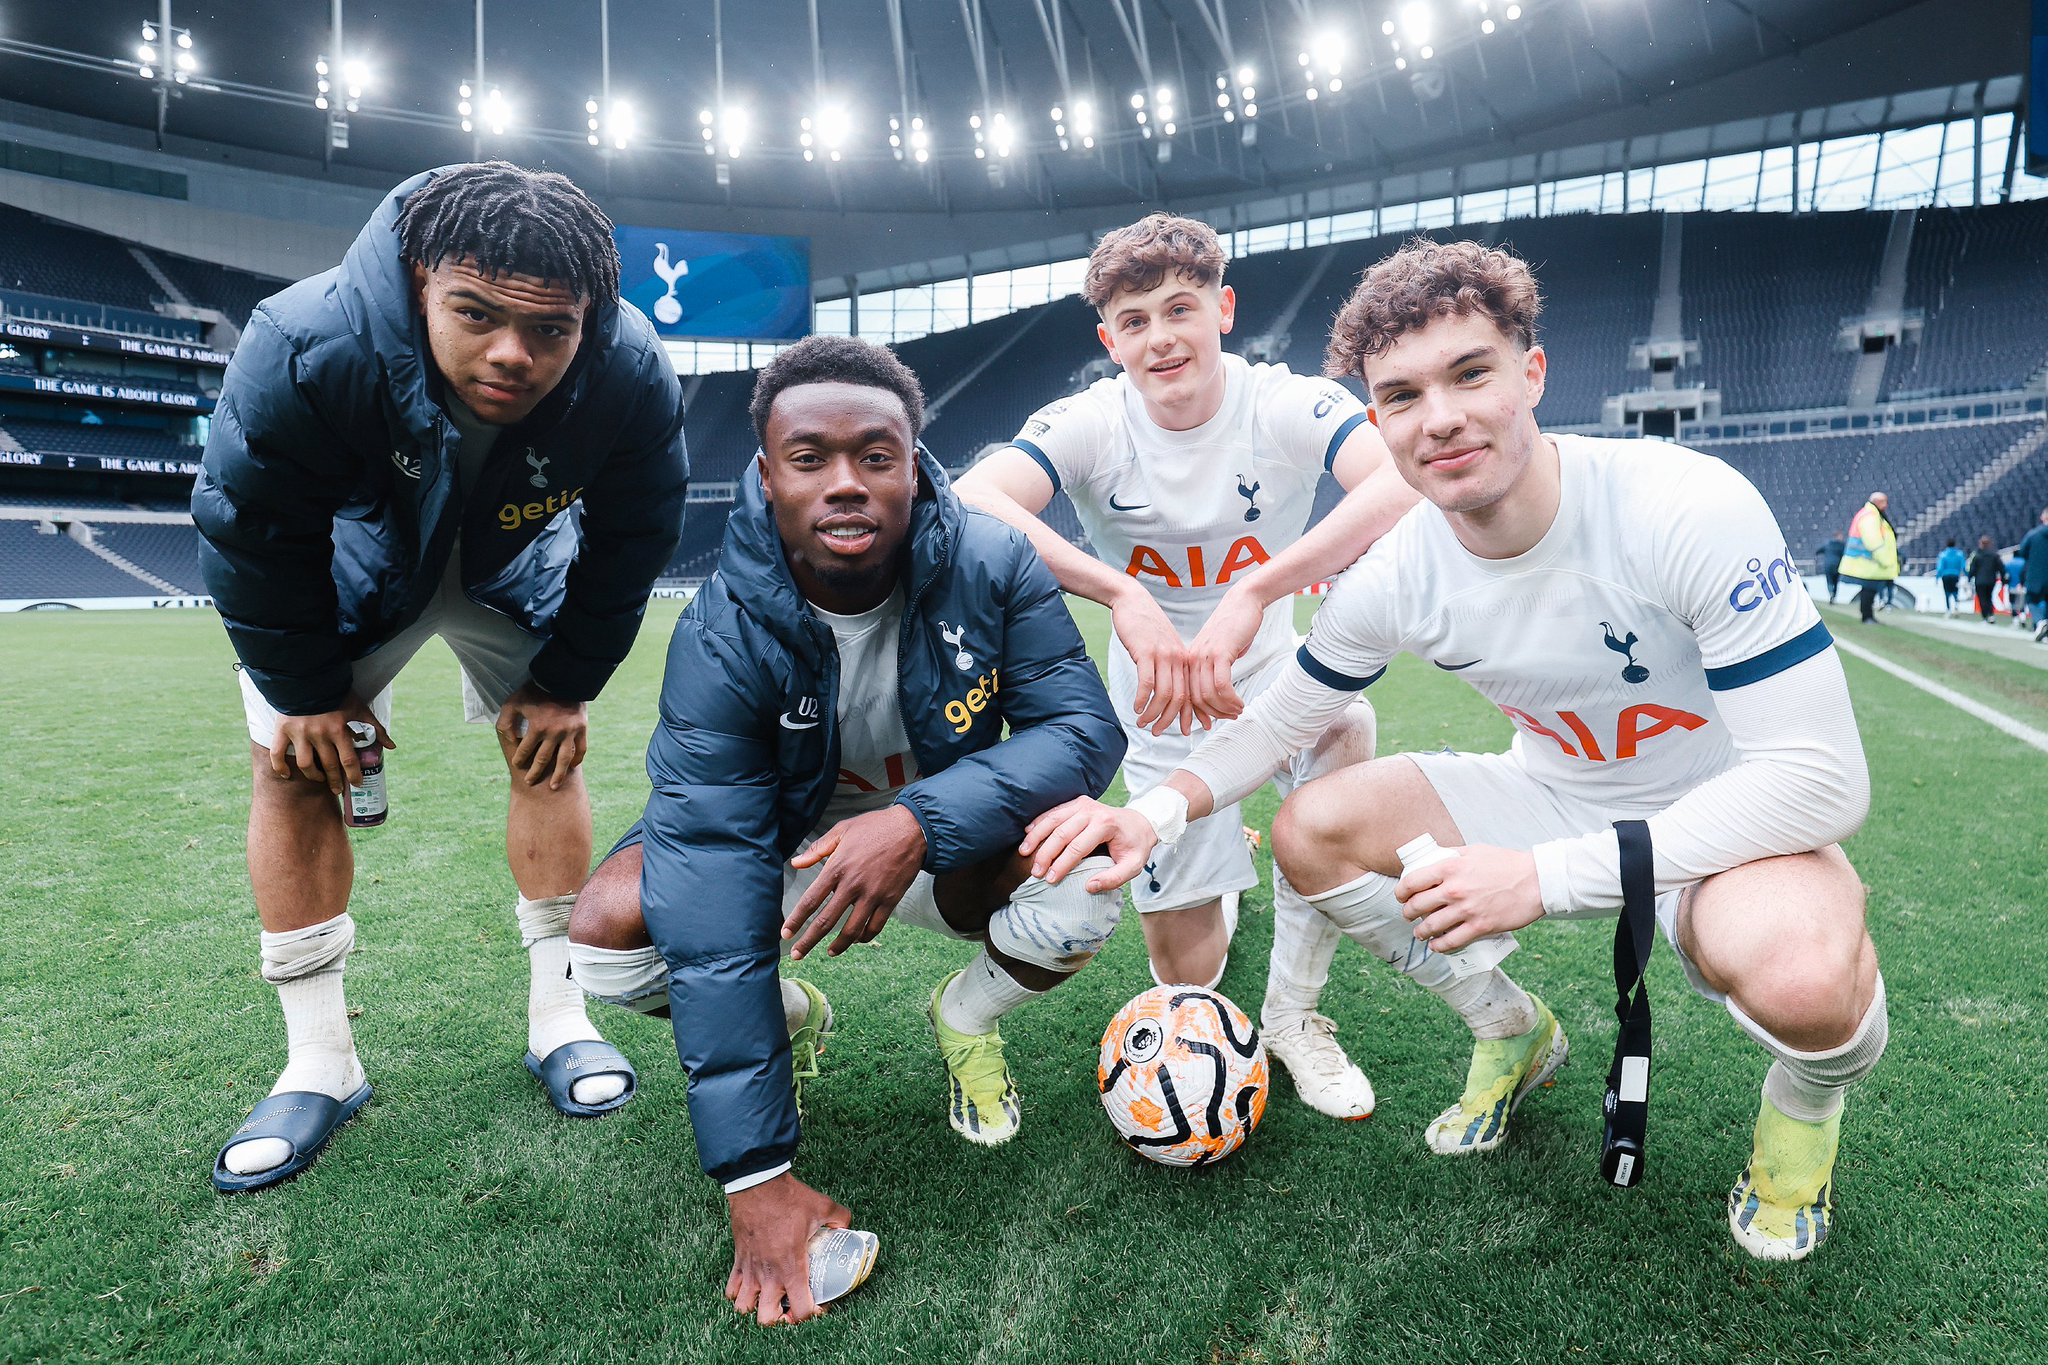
[1727,549,1798,612]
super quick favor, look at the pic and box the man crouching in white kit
[1023,238,1887,1262]
[956,214,1418,1122]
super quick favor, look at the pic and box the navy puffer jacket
[635,449,1124,1185]
[192,166,688,712]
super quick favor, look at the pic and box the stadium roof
[0,0,2028,224]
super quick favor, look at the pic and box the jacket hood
[717,444,961,660]
[337,166,621,442]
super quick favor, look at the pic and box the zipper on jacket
[896,513,954,775]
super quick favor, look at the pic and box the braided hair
[394,161,620,306]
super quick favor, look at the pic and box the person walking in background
[1966,535,2005,625]
[2018,506,2048,643]
[1934,539,1965,617]
[2007,547,2029,629]
[1840,492,1898,624]
[1817,535,1847,604]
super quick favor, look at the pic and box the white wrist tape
[1128,786,1191,847]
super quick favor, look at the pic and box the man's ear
[755,450,770,496]
[410,261,430,314]
[1096,320,1120,365]
[1522,344,1547,410]
[1217,284,1236,334]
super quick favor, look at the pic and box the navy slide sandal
[525,1039,637,1118]
[211,1082,373,1194]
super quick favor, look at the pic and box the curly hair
[1083,213,1227,311]
[395,161,620,306]
[1324,238,1541,380]
[749,335,926,446]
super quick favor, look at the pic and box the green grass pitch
[2,598,2044,1363]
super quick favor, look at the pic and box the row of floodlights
[133,1,1525,155]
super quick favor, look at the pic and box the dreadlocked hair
[394,162,620,306]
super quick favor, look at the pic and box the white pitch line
[1833,634,2048,756]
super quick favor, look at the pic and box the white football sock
[940,950,1039,1036]
[1263,866,1341,1020]
[568,941,668,1014]
[518,894,625,1108]
[224,915,367,1177]
[1306,872,1536,1039]
[1746,975,1890,1123]
[782,978,815,1036]
[1437,969,1540,1041]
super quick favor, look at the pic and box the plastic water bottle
[1397,833,1517,976]
[808,1227,879,1306]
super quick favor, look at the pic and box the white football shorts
[237,558,545,749]
[1404,746,1725,1005]
[1112,637,1372,916]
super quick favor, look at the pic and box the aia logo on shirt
[1499,704,1707,762]
[1728,549,1798,613]
[1124,536,1269,587]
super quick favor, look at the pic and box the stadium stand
[903,301,1091,464]
[8,203,2048,598]
[0,203,165,314]
[1884,200,2048,401]
[92,522,203,591]
[0,419,197,463]
[659,499,735,580]
[0,520,158,597]
[1904,428,2048,554]
[0,203,284,333]
[1694,420,2035,559]
[0,491,137,511]
[1496,213,1662,426]
[679,371,757,483]
[1682,211,1889,413]
[149,251,288,330]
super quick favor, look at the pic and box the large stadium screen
[613,224,811,342]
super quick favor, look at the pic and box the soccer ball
[1098,985,1269,1166]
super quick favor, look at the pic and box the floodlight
[1400,3,1433,46]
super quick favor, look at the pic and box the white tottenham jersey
[814,588,921,826]
[1010,353,1372,674]
[1293,435,1830,808]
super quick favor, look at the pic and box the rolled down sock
[518,894,624,1108]
[1305,873,1536,1039]
[1745,975,1890,1123]
[224,915,367,1177]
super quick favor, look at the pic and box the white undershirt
[813,587,919,824]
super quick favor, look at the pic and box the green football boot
[1728,1095,1841,1261]
[785,978,833,1116]
[927,971,1022,1147]
[1425,994,1569,1155]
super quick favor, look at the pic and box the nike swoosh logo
[1434,659,1482,671]
[1107,495,1151,511]
[779,714,820,730]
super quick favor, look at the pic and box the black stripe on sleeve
[1703,620,1833,692]
[1296,643,1384,692]
[1011,439,1061,495]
